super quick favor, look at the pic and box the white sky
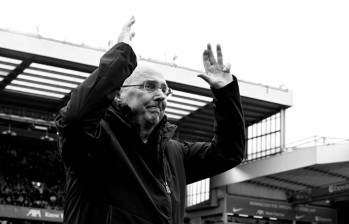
[1,0,349,144]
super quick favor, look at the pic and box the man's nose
[153,88,166,101]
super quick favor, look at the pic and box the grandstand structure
[2,29,348,224]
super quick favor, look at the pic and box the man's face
[121,70,168,127]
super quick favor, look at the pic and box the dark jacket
[56,42,246,224]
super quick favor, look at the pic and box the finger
[197,74,213,84]
[130,32,136,40]
[223,63,231,73]
[202,50,211,72]
[207,44,217,65]
[127,16,136,27]
[208,65,216,73]
[217,44,223,66]
[123,16,136,31]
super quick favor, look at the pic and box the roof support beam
[0,60,31,90]
[289,180,349,205]
[266,176,314,188]
[246,180,296,193]
[304,167,349,180]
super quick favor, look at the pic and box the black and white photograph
[0,0,349,223]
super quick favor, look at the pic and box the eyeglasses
[121,80,172,96]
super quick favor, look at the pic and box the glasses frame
[121,80,172,96]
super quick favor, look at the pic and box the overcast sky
[1,0,349,144]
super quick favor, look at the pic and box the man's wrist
[211,76,234,89]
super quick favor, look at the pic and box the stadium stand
[0,134,64,223]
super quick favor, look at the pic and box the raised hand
[117,16,136,44]
[198,44,233,89]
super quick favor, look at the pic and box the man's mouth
[147,105,161,113]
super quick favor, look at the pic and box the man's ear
[114,90,121,101]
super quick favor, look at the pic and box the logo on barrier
[256,210,264,215]
[329,182,349,193]
[26,209,42,218]
[295,214,305,220]
[232,208,243,213]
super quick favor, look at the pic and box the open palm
[198,44,233,89]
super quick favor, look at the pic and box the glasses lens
[166,87,172,96]
[144,81,157,92]
[160,84,169,95]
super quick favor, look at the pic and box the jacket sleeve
[55,43,137,162]
[182,76,246,184]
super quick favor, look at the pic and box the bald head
[123,64,165,86]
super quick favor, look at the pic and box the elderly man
[56,17,245,224]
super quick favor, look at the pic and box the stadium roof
[211,141,349,206]
[0,29,292,141]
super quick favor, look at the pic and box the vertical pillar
[280,109,286,152]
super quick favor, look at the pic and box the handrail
[286,135,349,148]
[244,136,349,163]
